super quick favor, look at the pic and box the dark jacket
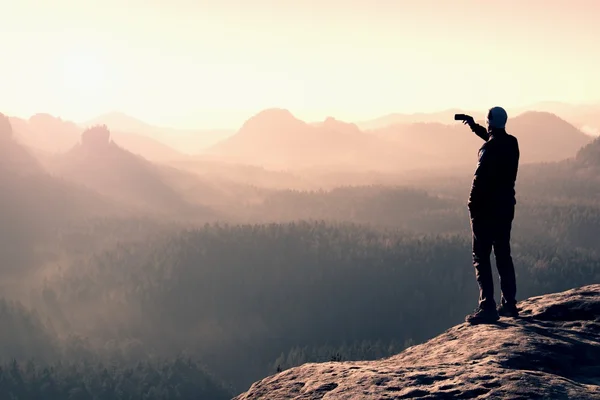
[467,123,519,216]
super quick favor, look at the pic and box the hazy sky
[1,0,599,129]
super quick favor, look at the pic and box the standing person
[459,107,520,324]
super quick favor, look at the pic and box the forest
[1,113,600,397]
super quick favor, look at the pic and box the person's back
[491,133,519,207]
[468,130,519,216]
[460,107,521,324]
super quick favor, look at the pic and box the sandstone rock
[81,124,111,150]
[234,285,600,399]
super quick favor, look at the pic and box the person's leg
[471,215,496,310]
[465,214,498,323]
[493,208,518,315]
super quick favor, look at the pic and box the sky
[1,0,599,129]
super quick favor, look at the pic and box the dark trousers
[470,207,517,310]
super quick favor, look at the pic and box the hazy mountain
[109,130,186,161]
[0,113,44,175]
[85,112,235,153]
[84,112,162,135]
[206,109,590,172]
[46,125,208,216]
[485,126,600,205]
[356,108,486,130]
[510,111,592,161]
[153,160,271,214]
[0,114,125,220]
[573,133,600,170]
[0,115,125,274]
[516,101,600,136]
[9,114,81,154]
[207,108,425,171]
[372,111,592,167]
[10,113,186,162]
[370,121,478,168]
[357,103,600,138]
[170,158,315,190]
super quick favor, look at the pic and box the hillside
[0,114,44,176]
[85,111,235,153]
[46,125,210,217]
[513,134,600,203]
[207,109,424,171]
[373,111,592,167]
[0,115,125,222]
[357,103,600,137]
[169,157,317,192]
[512,111,593,162]
[0,115,124,275]
[10,113,186,162]
[515,101,600,136]
[109,129,186,161]
[235,284,600,399]
[356,108,486,130]
[207,109,590,172]
[9,113,81,153]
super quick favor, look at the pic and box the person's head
[486,106,508,131]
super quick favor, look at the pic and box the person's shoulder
[502,132,519,147]
[509,134,519,150]
[505,132,518,142]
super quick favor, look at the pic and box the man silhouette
[461,107,520,324]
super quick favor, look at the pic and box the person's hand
[462,115,475,126]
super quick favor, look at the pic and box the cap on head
[486,106,508,129]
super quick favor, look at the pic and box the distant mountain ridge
[0,113,44,176]
[6,105,597,173]
[207,108,428,171]
[357,102,600,135]
[10,113,187,162]
[356,108,487,130]
[84,112,235,154]
[207,108,592,170]
[513,101,600,136]
[373,111,592,165]
[0,115,126,272]
[45,125,209,216]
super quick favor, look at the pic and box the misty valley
[1,107,600,399]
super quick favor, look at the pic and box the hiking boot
[465,307,499,324]
[497,303,519,318]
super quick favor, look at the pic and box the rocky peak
[81,124,111,151]
[235,285,600,399]
[321,116,362,135]
[239,108,305,134]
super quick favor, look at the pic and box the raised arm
[458,115,490,141]
[469,122,490,141]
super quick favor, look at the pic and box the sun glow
[61,52,106,95]
[1,0,599,127]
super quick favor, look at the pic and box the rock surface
[234,285,600,399]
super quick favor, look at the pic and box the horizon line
[4,99,600,132]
